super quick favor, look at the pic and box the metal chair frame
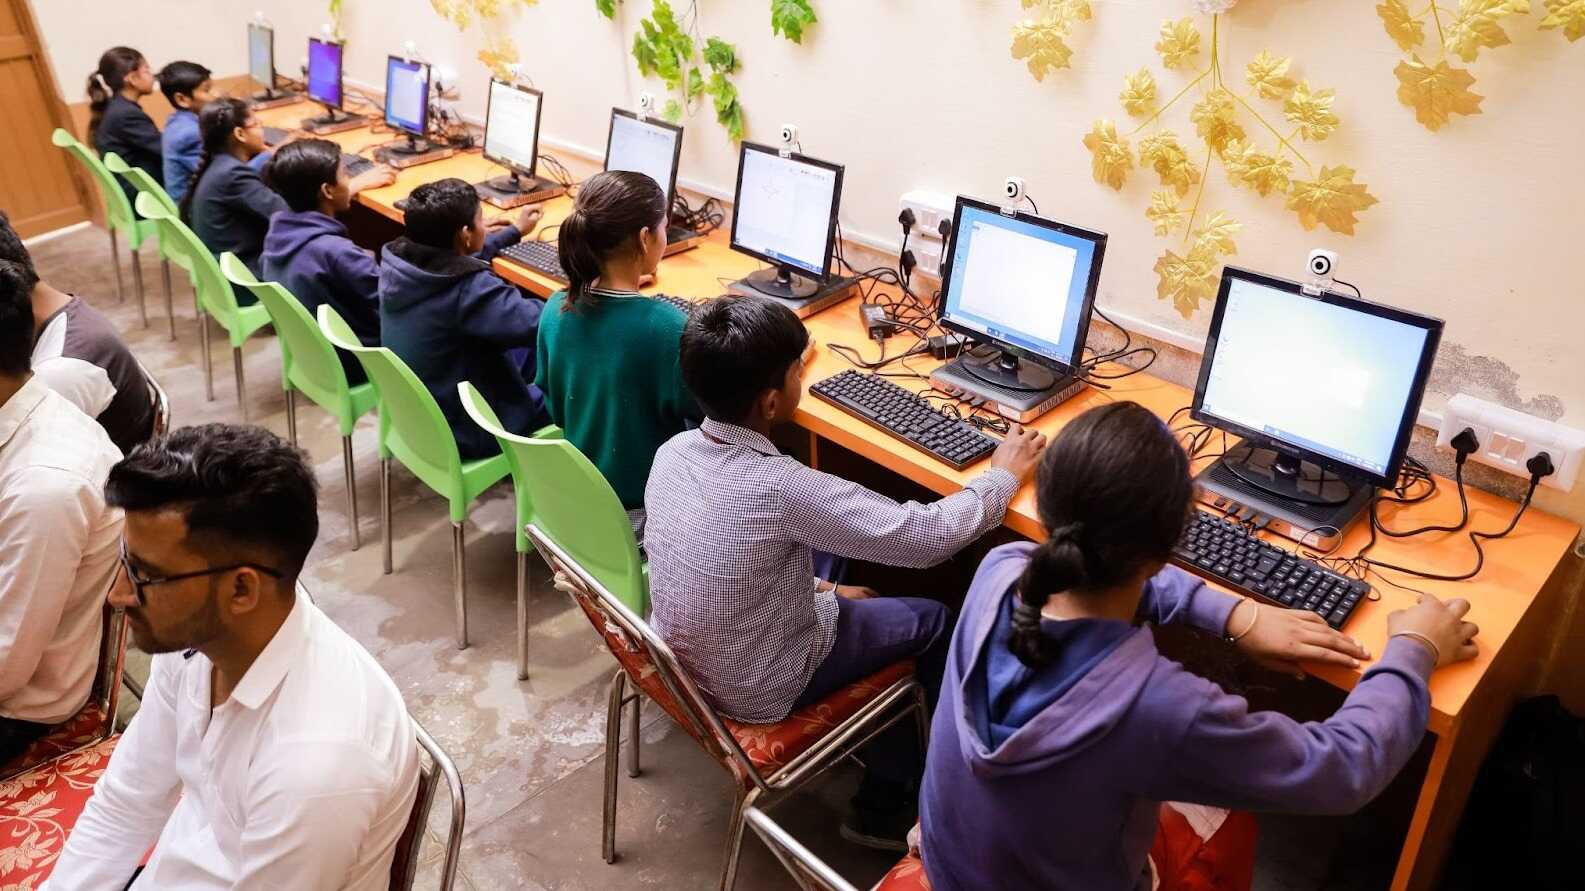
[388,720,466,891]
[744,806,862,891]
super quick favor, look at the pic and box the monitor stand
[476,171,566,209]
[301,105,365,135]
[374,134,455,170]
[1193,443,1374,551]
[928,347,1086,423]
[250,87,300,110]
[726,265,859,319]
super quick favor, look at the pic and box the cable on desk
[536,154,577,191]
[671,193,725,235]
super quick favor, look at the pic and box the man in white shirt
[0,260,123,764]
[47,424,420,891]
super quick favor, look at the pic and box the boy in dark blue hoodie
[378,178,546,459]
[261,139,396,384]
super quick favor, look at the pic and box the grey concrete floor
[29,223,1403,890]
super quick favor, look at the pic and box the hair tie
[92,72,111,94]
[1051,522,1086,548]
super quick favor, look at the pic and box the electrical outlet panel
[907,238,944,281]
[1437,394,1585,492]
[900,190,955,238]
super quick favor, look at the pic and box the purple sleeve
[1138,564,1240,636]
[1143,636,1435,815]
[475,225,523,263]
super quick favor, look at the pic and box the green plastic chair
[50,128,150,320]
[458,381,645,680]
[222,255,378,550]
[133,192,271,418]
[103,151,184,341]
[318,305,511,650]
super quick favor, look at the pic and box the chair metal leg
[342,436,361,551]
[452,521,468,650]
[285,388,298,445]
[718,788,757,891]
[109,230,125,302]
[161,258,176,341]
[232,347,248,422]
[130,246,147,327]
[602,670,627,864]
[516,551,529,680]
[626,694,642,779]
[381,458,393,574]
[199,312,214,401]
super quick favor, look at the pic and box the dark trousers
[0,715,54,766]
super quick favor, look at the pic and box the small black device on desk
[262,126,290,147]
[1172,510,1369,629]
[810,369,998,470]
[499,240,565,282]
[341,153,375,178]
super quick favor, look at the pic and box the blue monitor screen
[307,39,342,107]
[941,204,1101,369]
[384,57,429,136]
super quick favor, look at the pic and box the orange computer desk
[259,102,1582,891]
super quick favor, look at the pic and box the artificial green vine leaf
[704,37,738,73]
[631,0,693,90]
[686,67,706,101]
[662,99,683,122]
[707,72,745,141]
[771,0,818,44]
[594,0,617,18]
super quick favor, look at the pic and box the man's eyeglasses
[119,542,282,606]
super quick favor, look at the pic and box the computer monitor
[247,23,276,98]
[604,109,681,207]
[936,196,1106,394]
[481,79,543,189]
[728,142,843,300]
[383,55,431,144]
[306,38,344,109]
[1191,266,1443,493]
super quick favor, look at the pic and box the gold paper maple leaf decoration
[1155,18,1202,69]
[1009,0,1093,80]
[1378,0,1428,50]
[431,0,538,80]
[1288,167,1380,235]
[1189,89,1246,156]
[1394,55,1484,130]
[1138,131,1201,197]
[1120,69,1158,116]
[1245,51,1296,100]
[1082,120,1134,190]
[1146,191,1187,235]
[1223,140,1294,197]
[1540,0,1585,39]
[1283,81,1340,141]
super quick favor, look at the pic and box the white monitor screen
[483,81,542,174]
[605,113,678,204]
[248,24,272,90]
[733,146,839,278]
[941,203,1100,368]
[1198,274,1435,478]
[384,57,429,136]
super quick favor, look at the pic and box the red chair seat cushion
[1,702,111,780]
[1149,801,1258,891]
[722,660,915,774]
[0,736,119,887]
[874,850,931,890]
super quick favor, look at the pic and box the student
[917,401,1481,891]
[48,424,421,890]
[157,60,217,203]
[181,97,283,284]
[536,171,699,534]
[87,47,160,205]
[379,178,546,459]
[644,295,1046,847]
[262,139,397,385]
[0,258,123,765]
[0,211,154,454]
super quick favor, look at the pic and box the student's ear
[173,93,191,111]
[226,567,267,617]
[757,386,783,425]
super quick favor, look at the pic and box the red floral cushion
[1149,801,1257,891]
[0,736,119,888]
[0,703,111,781]
[874,850,931,890]
[721,660,915,774]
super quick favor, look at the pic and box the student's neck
[0,373,28,410]
[203,599,294,707]
[31,282,71,335]
[314,201,338,218]
[595,261,645,293]
[226,144,254,163]
[118,86,142,103]
[1041,584,1144,625]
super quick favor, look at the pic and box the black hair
[558,170,667,307]
[402,178,480,249]
[0,211,37,291]
[265,138,343,213]
[1010,401,1194,667]
[179,97,252,223]
[157,60,211,108]
[86,47,146,144]
[0,260,35,377]
[679,295,809,423]
[106,424,320,583]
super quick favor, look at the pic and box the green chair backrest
[134,192,247,340]
[221,254,361,433]
[318,305,466,508]
[459,381,647,614]
[51,128,142,243]
[104,152,187,268]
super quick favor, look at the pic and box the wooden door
[0,0,88,237]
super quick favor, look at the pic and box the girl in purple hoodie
[918,401,1479,891]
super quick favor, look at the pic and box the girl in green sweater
[535,171,701,539]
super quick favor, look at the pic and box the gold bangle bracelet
[1227,602,1261,643]
[1391,630,1442,666]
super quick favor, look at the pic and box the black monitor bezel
[482,79,543,179]
[936,195,1108,378]
[305,37,345,109]
[247,22,275,93]
[1189,265,1445,490]
[728,141,843,282]
[603,108,683,207]
[383,55,431,139]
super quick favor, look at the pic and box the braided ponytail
[1010,524,1087,667]
[86,47,144,146]
[180,97,251,223]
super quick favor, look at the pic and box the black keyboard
[810,370,998,470]
[263,126,290,147]
[341,153,375,178]
[499,240,566,282]
[655,294,696,314]
[1172,511,1370,629]
[667,225,701,243]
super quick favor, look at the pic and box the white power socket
[1437,394,1585,492]
[905,237,944,281]
[900,190,955,237]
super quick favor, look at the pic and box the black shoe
[839,802,915,853]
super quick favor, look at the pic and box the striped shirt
[643,418,1019,723]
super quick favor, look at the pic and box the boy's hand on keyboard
[513,207,545,236]
[1388,593,1479,669]
[1232,601,1371,675]
[988,424,1047,481]
[349,164,397,192]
